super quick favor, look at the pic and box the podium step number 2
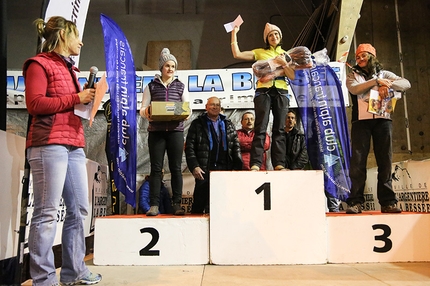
[94,216,209,265]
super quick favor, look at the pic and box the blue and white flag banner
[43,0,91,67]
[100,14,137,207]
[289,65,351,201]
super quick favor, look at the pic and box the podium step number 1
[209,170,327,265]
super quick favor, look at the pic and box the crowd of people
[23,15,410,285]
[136,37,410,218]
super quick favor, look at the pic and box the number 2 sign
[94,216,209,265]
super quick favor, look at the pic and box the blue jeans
[148,131,184,206]
[27,145,90,286]
[346,119,397,207]
[251,87,289,168]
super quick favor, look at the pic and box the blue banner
[289,65,351,201]
[100,14,137,207]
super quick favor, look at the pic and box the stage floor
[22,254,430,285]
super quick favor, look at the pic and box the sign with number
[94,216,209,265]
[209,170,327,265]
[327,213,430,263]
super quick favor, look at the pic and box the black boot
[172,204,185,215]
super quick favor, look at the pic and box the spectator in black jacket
[185,97,242,213]
[284,110,308,170]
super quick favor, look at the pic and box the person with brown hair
[345,43,411,214]
[23,16,101,285]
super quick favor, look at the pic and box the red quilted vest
[23,52,85,148]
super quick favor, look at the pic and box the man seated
[138,173,173,214]
[236,111,270,170]
[284,110,308,170]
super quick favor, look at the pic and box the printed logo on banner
[90,165,108,233]
[360,160,430,212]
[391,161,430,212]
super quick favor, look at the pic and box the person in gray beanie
[140,47,190,216]
[158,47,178,70]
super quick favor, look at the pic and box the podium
[94,215,209,265]
[209,171,327,265]
[93,171,430,265]
[327,212,430,263]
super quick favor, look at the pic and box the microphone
[84,66,98,105]
[87,66,98,89]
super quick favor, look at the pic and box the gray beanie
[158,48,178,70]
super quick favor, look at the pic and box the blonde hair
[34,16,79,53]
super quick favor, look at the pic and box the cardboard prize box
[151,101,190,121]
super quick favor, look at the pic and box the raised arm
[230,26,255,61]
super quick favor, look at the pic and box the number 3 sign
[327,213,430,263]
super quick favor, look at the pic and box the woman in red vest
[23,16,101,285]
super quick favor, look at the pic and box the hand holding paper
[224,15,243,33]
[74,72,109,124]
[90,73,109,126]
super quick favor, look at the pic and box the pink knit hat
[263,23,282,43]
[356,43,376,57]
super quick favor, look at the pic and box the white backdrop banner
[6,63,349,110]
[340,159,430,212]
[43,0,91,67]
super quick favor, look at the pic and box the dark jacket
[147,77,185,132]
[185,113,242,173]
[285,127,308,170]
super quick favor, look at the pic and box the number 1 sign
[209,170,327,265]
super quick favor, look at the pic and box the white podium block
[327,212,430,263]
[93,215,209,265]
[210,171,327,265]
